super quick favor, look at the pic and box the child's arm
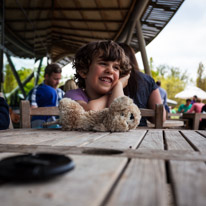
[76,73,130,111]
[77,94,109,111]
[107,73,130,106]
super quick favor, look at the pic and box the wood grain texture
[0,128,205,206]
[108,158,167,206]
[85,129,147,149]
[166,130,206,206]
[164,130,193,151]
[138,130,164,150]
[180,130,206,152]
[0,154,128,206]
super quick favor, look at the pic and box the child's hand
[119,73,130,88]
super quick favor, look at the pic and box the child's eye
[113,66,120,71]
[99,62,106,66]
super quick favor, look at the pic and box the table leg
[193,113,201,130]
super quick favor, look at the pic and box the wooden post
[155,104,163,129]
[136,20,151,75]
[20,100,31,128]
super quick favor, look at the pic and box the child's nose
[105,65,114,73]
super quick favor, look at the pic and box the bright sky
[8,0,206,84]
[136,0,206,82]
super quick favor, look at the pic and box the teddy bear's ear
[109,96,133,111]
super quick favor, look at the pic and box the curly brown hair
[73,40,131,88]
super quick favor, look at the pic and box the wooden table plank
[164,130,193,151]
[197,130,206,137]
[0,129,61,145]
[169,161,206,206]
[138,130,164,150]
[38,132,109,147]
[180,130,206,153]
[85,129,147,149]
[165,130,206,206]
[0,153,127,206]
[0,129,109,147]
[107,158,167,206]
[108,130,167,206]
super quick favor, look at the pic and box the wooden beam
[6,53,26,98]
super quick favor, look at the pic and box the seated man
[28,63,64,128]
[178,99,192,113]
[0,93,10,130]
[31,84,58,128]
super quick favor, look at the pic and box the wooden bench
[20,101,59,128]
[20,101,164,129]
[140,104,164,128]
[166,113,189,129]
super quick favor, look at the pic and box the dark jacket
[0,97,10,130]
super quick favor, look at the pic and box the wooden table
[0,128,206,206]
[183,113,206,130]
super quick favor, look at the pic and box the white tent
[175,85,206,99]
[167,99,177,105]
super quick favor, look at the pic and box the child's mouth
[99,77,113,83]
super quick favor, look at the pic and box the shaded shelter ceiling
[2,0,185,67]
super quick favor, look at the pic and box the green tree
[3,64,45,105]
[3,64,17,93]
[196,62,206,90]
[151,64,190,108]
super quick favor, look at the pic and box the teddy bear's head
[103,96,141,132]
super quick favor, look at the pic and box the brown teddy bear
[45,96,141,132]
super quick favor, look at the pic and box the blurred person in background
[178,99,192,113]
[187,98,204,113]
[156,80,170,113]
[118,43,166,126]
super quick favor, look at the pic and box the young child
[64,40,131,111]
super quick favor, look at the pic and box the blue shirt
[27,83,65,128]
[28,83,65,107]
[126,72,158,126]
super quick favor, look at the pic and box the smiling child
[64,40,131,111]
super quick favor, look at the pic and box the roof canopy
[3,0,184,66]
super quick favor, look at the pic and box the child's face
[83,56,120,98]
